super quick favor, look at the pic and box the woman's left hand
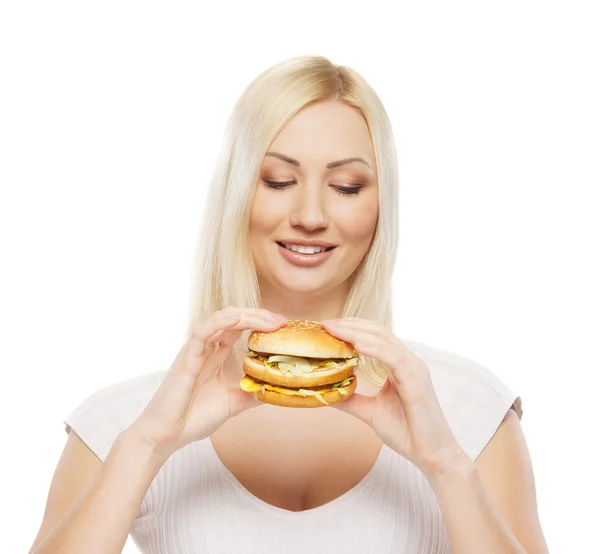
[321,317,469,477]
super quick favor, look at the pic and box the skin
[28,100,547,548]
[211,99,385,511]
[214,98,549,548]
[249,98,379,322]
[230,100,549,551]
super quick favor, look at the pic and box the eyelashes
[262,179,363,196]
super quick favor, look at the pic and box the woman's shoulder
[401,337,523,461]
[63,369,168,462]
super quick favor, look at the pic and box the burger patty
[240,374,356,406]
[241,373,354,392]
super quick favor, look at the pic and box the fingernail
[273,314,287,322]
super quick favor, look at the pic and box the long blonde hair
[186,55,399,387]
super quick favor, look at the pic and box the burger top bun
[248,319,357,359]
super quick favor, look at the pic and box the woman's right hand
[129,307,287,459]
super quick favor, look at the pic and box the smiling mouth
[276,241,337,254]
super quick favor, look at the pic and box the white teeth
[283,244,326,254]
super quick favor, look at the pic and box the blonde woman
[29,56,549,554]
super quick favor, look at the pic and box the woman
[29,56,549,553]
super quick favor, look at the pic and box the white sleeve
[407,339,523,462]
[63,371,167,462]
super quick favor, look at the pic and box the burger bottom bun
[243,356,357,387]
[250,376,357,408]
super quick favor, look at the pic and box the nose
[288,182,328,232]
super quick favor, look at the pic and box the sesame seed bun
[241,319,359,408]
[248,319,356,359]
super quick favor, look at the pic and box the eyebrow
[265,151,372,170]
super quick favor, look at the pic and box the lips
[276,241,337,267]
[276,241,336,254]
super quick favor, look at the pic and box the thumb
[228,387,263,418]
[331,392,376,426]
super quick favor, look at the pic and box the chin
[274,273,343,295]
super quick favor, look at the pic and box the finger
[331,392,376,426]
[196,329,252,387]
[190,319,286,391]
[186,313,241,357]
[320,318,370,337]
[191,310,284,349]
[206,327,244,349]
[200,314,278,381]
[222,306,288,323]
[176,313,284,377]
[322,320,413,367]
[193,344,229,389]
[228,387,263,418]
[206,328,245,349]
[206,329,226,344]
[323,316,380,327]
[324,319,411,360]
[357,341,432,404]
[321,318,392,341]
[320,327,394,385]
[209,310,287,349]
[212,317,286,349]
[171,314,242,378]
[320,320,380,354]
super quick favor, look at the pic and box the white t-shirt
[64,337,522,554]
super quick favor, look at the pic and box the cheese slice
[240,375,262,392]
[240,375,354,406]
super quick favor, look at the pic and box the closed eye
[262,179,363,196]
[262,179,294,190]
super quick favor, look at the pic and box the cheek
[249,187,283,242]
[337,196,379,242]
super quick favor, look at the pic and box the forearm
[424,456,526,554]
[33,428,167,554]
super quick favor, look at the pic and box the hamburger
[240,319,359,408]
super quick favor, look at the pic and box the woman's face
[249,99,379,297]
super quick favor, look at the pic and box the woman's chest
[133,434,452,554]
[209,409,384,511]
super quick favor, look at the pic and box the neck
[258,277,351,321]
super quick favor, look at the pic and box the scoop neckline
[206,437,389,519]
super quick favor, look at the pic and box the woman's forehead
[264,103,375,170]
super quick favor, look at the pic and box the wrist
[420,449,475,484]
[117,425,174,470]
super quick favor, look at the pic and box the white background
[1,1,598,552]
